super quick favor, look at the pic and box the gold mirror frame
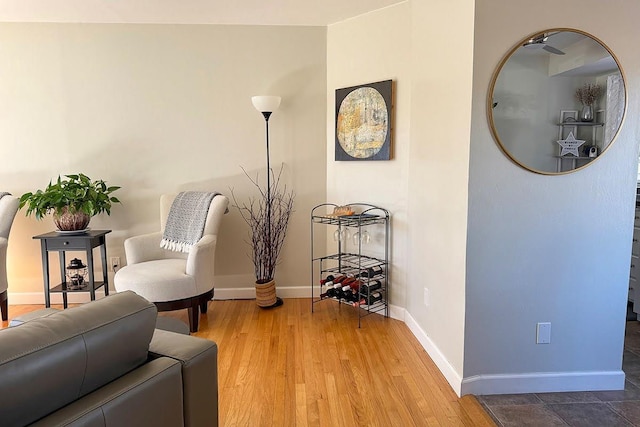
[487,28,627,175]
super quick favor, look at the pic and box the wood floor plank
[2,298,495,426]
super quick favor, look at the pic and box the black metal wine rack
[310,203,390,327]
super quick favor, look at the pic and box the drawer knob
[64,241,69,245]
[632,264,636,269]
[634,239,638,243]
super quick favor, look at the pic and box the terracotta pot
[255,279,283,308]
[53,207,90,231]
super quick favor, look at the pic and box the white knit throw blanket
[160,191,219,253]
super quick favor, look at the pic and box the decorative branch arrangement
[232,165,294,284]
[575,83,602,106]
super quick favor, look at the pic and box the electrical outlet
[423,288,429,307]
[536,322,551,344]
[110,257,120,272]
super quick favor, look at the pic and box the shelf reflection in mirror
[488,28,626,174]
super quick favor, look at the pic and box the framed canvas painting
[335,79,393,161]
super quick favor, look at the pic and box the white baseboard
[461,370,625,396]
[404,311,463,396]
[388,304,405,321]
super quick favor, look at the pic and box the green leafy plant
[19,173,121,220]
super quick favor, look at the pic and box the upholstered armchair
[0,195,19,321]
[114,193,228,332]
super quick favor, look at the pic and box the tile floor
[478,321,640,426]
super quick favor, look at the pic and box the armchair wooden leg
[187,305,199,333]
[0,290,7,321]
[200,300,208,314]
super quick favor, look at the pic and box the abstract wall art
[335,79,393,161]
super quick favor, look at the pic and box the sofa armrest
[124,231,164,265]
[149,329,218,427]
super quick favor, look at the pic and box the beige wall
[327,0,475,394]
[1,23,327,300]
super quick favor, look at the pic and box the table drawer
[632,256,640,281]
[45,238,88,251]
[635,209,640,227]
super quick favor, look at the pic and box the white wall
[407,0,475,392]
[327,0,476,395]
[464,0,640,395]
[0,23,327,300]
[327,3,412,311]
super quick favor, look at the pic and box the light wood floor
[2,298,494,427]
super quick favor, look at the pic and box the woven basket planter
[255,280,277,307]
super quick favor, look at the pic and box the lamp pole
[262,110,272,280]
[251,96,281,282]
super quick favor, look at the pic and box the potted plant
[19,173,121,231]
[232,166,294,308]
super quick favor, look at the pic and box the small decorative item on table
[327,205,355,218]
[66,258,88,290]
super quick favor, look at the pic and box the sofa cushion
[29,358,183,427]
[115,258,197,301]
[0,291,157,427]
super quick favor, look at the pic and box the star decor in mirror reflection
[556,132,585,157]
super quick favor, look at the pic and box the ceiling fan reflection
[522,34,565,55]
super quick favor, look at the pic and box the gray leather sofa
[0,291,218,427]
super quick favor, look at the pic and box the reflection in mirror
[489,29,626,174]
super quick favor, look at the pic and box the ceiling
[0,0,405,26]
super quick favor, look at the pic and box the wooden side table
[33,230,111,308]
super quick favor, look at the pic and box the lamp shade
[252,96,281,113]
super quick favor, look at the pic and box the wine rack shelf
[310,203,390,327]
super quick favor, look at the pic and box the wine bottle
[343,290,358,303]
[325,275,346,288]
[357,266,383,278]
[360,280,382,294]
[323,282,342,297]
[342,280,361,292]
[341,277,356,287]
[368,266,384,277]
[320,274,335,285]
[353,292,383,306]
[333,275,348,284]
[334,287,346,299]
[338,278,357,297]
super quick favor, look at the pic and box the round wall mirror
[488,28,626,174]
